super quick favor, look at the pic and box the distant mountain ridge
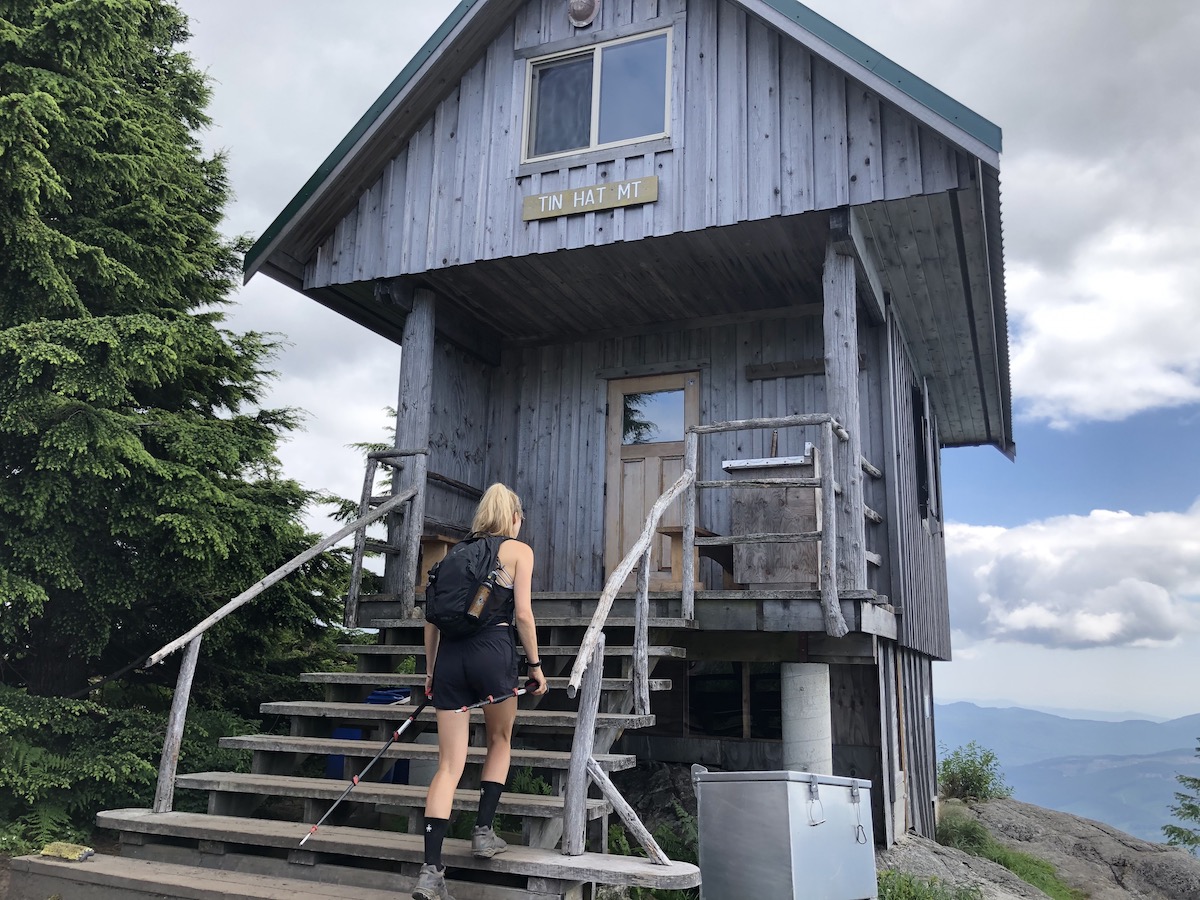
[936,702,1200,767]
[936,702,1200,843]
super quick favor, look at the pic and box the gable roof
[243,0,1002,282]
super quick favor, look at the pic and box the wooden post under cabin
[823,229,867,592]
[385,287,436,616]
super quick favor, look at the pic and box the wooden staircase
[14,603,701,900]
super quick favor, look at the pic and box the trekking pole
[452,679,541,713]
[299,693,432,846]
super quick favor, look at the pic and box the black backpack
[424,534,505,640]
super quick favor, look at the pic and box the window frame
[521,26,673,165]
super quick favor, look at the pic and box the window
[621,389,684,445]
[524,29,671,162]
[912,384,941,521]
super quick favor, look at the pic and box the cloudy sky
[178,0,1200,721]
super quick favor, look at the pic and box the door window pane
[598,34,668,145]
[530,54,593,157]
[622,389,684,445]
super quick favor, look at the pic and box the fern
[0,684,257,847]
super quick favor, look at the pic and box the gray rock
[969,798,1200,900]
[876,832,1050,900]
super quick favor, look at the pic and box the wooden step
[372,617,698,630]
[95,809,702,890]
[299,672,672,692]
[219,734,637,772]
[259,700,654,731]
[339,644,686,659]
[175,772,610,819]
[9,852,407,900]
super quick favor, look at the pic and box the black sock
[423,816,449,868]
[476,781,505,829]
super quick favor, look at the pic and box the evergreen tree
[1163,741,1200,854]
[0,0,348,703]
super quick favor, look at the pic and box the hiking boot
[412,864,454,900]
[472,824,508,858]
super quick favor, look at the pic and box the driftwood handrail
[683,413,851,638]
[145,485,419,812]
[566,468,695,699]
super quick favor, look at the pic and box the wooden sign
[522,176,658,221]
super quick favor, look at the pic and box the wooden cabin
[245,0,1011,854]
[17,1,1010,897]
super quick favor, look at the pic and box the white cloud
[1007,221,1200,426]
[946,502,1200,648]
[803,0,1200,427]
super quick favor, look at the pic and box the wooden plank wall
[304,0,970,290]
[423,337,494,530]
[884,312,952,659]
[830,662,886,844]
[898,647,938,839]
[481,313,833,590]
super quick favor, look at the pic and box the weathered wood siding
[304,0,970,290]
[883,312,951,659]
[423,337,493,530]
[482,314,835,589]
[898,647,938,839]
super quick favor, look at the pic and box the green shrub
[606,801,699,899]
[938,742,1012,800]
[935,811,992,854]
[0,684,256,854]
[877,869,983,900]
[936,809,1084,900]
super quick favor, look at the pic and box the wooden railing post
[682,430,699,620]
[819,421,849,637]
[824,235,867,591]
[387,287,435,617]
[633,552,651,716]
[344,457,380,627]
[564,635,604,855]
[153,636,202,813]
[399,452,428,618]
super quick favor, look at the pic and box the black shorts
[431,625,519,711]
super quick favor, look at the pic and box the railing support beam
[824,233,868,592]
[387,286,436,618]
[682,430,699,619]
[153,636,202,813]
[563,636,604,855]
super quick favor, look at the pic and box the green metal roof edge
[245,0,1002,278]
[761,0,1002,153]
[244,0,480,277]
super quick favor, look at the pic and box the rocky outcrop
[876,798,1200,900]
[876,830,1051,900]
[969,798,1200,900]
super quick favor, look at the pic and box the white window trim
[521,26,673,165]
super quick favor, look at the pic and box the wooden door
[604,372,700,588]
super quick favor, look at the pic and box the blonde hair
[471,483,524,537]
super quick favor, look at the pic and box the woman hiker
[413,483,549,900]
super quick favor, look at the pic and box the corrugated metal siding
[885,312,951,659]
[304,0,969,290]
